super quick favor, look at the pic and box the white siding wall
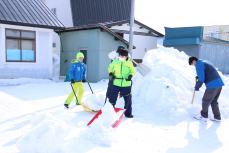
[124,34,157,59]
[0,24,53,79]
[43,0,72,78]
[111,23,158,59]
[44,0,73,27]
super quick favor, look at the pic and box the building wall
[124,34,157,59]
[0,24,53,78]
[98,31,128,81]
[111,23,158,59]
[42,0,72,79]
[59,29,127,82]
[200,42,229,74]
[43,0,73,27]
[59,29,99,82]
[52,32,61,79]
[173,45,200,58]
[204,25,229,42]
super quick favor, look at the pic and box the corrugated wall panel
[200,43,229,74]
[71,0,131,26]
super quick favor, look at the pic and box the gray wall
[200,42,229,74]
[60,29,127,82]
[98,30,128,81]
[60,29,100,82]
[173,45,200,57]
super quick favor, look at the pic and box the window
[6,29,36,62]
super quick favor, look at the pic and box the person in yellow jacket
[108,49,136,118]
[64,52,86,109]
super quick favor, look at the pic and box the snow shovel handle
[70,82,79,103]
[191,78,198,104]
[86,81,94,94]
[191,90,195,104]
[132,59,139,66]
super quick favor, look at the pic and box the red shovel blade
[87,108,125,127]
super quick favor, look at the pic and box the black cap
[119,49,128,57]
[188,56,198,65]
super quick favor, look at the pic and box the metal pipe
[128,0,135,58]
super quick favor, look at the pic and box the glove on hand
[126,75,133,81]
[109,73,115,80]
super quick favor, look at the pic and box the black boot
[125,114,134,118]
[64,104,69,109]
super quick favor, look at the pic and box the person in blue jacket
[64,52,86,109]
[189,56,224,121]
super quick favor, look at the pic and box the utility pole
[128,0,135,57]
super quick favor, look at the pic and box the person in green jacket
[108,49,136,118]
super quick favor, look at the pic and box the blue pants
[109,85,132,117]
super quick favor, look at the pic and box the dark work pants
[109,85,132,117]
[106,79,113,100]
[201,88,222,119]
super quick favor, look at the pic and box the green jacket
[108,59,136,87]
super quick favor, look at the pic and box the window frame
[5,28,36,63]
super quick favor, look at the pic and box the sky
[135,0,229,33]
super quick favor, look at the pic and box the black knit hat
[188,56,198,65]
[118,49,128,57]
[117,46,125,53]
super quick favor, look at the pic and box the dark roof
[70,0,163,37]
[56,24,135,48]
[104,20,164,37]
[70,0,131,26]
[0,0,64,29]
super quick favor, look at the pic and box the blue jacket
[195,60,224,89]
[69,60,86,81]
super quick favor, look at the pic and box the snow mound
[87,102,118,146]
[83,93,105,111]
[17,113,68,153]
[91,102,118,127]
[133,46,227,118]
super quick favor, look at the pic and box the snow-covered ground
[0,46,229,153]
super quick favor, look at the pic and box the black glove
[109,73,115,80]
[71,79,75,83]
[126,75,133,81]
[195,76,199,81]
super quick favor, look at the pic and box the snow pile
[83,93,105,111]
[86,102,119,146]
[1,45,229,153]
[17,113,68,153]
[94,102,119,126]
[132,46,227,119]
